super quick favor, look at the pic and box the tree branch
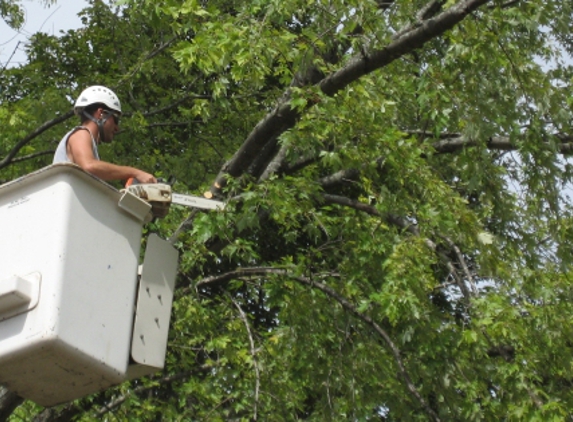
[197,267,441,422]
[441,235,478,295]
[10,150,55,163]
[169,208,199,245]
[322,193,381,216]
[318,169,360,189]
[32,404,83,422]
[432,135,573,155]
[0,82,207,174]
[93,370,201,418]
[259,142,288,182]
[196,267,285,288]
[291,274,442,422]
[229,296,260,421]
[319,193,475,303]
[488,0,522,9]
[138,93,212,118]
[208,0,493,198]
[319,0,492,96]
[117,36,180,88]
[0,111,74,170]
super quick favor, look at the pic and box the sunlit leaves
[0,0,24,29]
[3,0,573,420]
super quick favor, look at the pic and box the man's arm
[67,129,157,183]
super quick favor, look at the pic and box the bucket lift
[0,164,178,406]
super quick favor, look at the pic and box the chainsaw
[124,178,224,219]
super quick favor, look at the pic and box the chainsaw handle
[125,177,139,188]
[125,176,172,188]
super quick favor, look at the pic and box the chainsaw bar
[124,181,225,212]
[171,193,225,210]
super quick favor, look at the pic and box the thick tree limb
[433,135,573,154]
[284,154,321,175]
[259,142,289,182]
[208,0,493,198]
[211,0,439,186]
[318,169,360,189]
[322,193,381,217]
[247,135,281,179]
[261,130,573,189]
[417,0,445,21]
[320,0,490,95]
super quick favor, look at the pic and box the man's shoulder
[68,127,94,143]
[68,126,90,137]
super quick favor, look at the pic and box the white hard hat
[74,85,122,116]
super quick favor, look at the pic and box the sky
[0,0,88,67]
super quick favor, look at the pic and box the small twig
[117,36,179,86]
[488,0,521,9]
[144,121,202,128]
[229,296,260,421]
[140,92,212,118]
[441,235,478,295]
[0,41,22,75]
[201,396,234,422]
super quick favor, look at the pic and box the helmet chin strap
[82,110,112,143]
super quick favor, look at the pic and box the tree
[1,0,573,420]
[0,0,57,33]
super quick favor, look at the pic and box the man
[53,85,156,183]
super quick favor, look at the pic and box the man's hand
[133,171,157,184]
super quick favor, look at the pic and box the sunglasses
[103,110,121,125]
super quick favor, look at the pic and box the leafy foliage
[2,0,573,420]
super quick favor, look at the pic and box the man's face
[99,109,120,143]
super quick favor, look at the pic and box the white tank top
[53,126,99,164]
